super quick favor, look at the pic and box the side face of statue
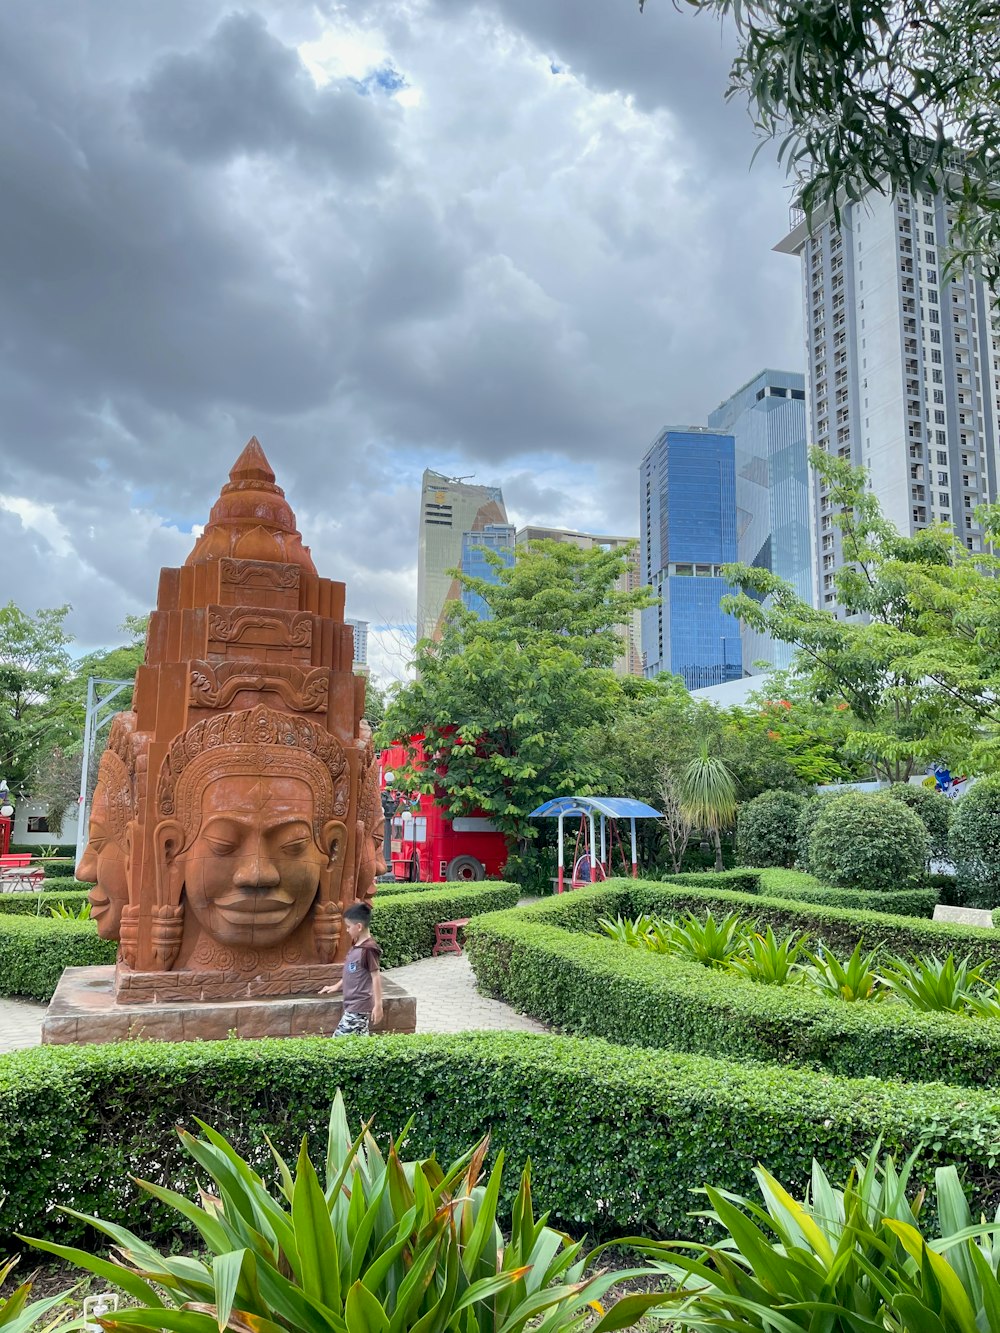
[77,776,131,939]
[162,774,341,948]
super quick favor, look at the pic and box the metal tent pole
[630,816,638,877]
[557,811,564,893]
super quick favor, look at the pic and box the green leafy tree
[360,673,388,730]
[454,538,655,669]
[382,539,655,850]
[723,452,990,782]
[0,602,74,792]
[379,636,616,851]
[678,741,737,872]
[640,0,1000,282]
[27,745,82,838]
[886,782,953,861]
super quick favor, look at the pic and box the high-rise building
[417,471,508,641]
[639,428,743,688]
[345,618,368,669]
[460,524,516,620]
[514,525,644,676]
[777,187,1000,613]
[708,369,813,672]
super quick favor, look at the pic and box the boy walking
[320,901,383,1036]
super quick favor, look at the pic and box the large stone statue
[45,439,412,1041]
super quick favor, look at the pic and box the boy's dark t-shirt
[342,937,381,1016]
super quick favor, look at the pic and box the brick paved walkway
[0,953,546,1054]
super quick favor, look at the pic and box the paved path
[0,954,546,1054]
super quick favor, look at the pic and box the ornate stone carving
[207,610,312,648]
[73,437,374,1010]
[77,712,139,941]
[189,661,329,712]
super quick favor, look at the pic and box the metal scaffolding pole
[74,678,132,868]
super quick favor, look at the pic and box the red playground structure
[529,796,663,892]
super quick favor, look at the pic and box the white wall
[11,798,80,847]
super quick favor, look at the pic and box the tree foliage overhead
[453,537,653,669]
[641,0,1000,280]
[723,451,1000,781]
[0,602,75,791]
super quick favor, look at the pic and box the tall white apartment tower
[777,187,1000,613]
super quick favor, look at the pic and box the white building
[777,185,1000,613]
[416,471,508,641]
[345,618,369,669]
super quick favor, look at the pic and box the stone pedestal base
[41,967,417,1045]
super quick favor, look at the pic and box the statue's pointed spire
[230,436,275,486]
[185,436,316,573]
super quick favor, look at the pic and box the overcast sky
[1,0,804,681]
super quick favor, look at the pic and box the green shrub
[39,858,76,879]
[644,1149,1000,1331]
[3,1034,1000,1250]
[755,867,938,918]
[809,792,929,892]
[929,871,961,905]
[795,789,849,871]
[0,889,91,917]
[8,844,75,857]
[500,845,554,896]
[465,883,1000,1086]
[28,876,91,894]
[951,777,1000,910]
[735,790,806,868]
[369,882,519,967]
[0,916,115,1000]
[372,879,511,898]
[885,782,953,859]
[660,868,760,894]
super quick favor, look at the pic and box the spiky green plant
[730,925,807,986]
[47,901,92,921]
[0,1253,73,1333]
[678,741,737,872]
[804,941,883,1002]
[665,911,749,970]
[23,1093,669,1333]
[593,914,660,949]
[880,951,990,1014]
[640,1147,1000,1332]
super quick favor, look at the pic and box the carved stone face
[168,775,340,948]
[77,779,130,939]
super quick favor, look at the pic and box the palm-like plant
[804,941,883,1002]
[0,1253,72,1333]
[880,952,990,1014]
[730,925,808,985]
[641,1148,1000,1332]
[678,742,737,872]
[665,911,749,970]
[594,914,660,949]
[24,1093,669,1333]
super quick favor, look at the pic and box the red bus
[379,737,508,883]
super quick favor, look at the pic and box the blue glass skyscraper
[460,524,516,620]
[708,370,812,672]
[639,428,743,688]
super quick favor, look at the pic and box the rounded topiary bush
[795,790,850,872]
[950,778,1000,910]
[885,782,952,859]
[809,791,929,892]
[736,790,806,868]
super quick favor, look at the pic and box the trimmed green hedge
[0,890,91,917]
[372,879,512,898]
[33,876,91,893]
[40,859,77,879]
[0,916,116,1000]
[754,868,939,918]
[2,1034,1000,1251]
[465,882,1000,1087]
[372,882,519,967]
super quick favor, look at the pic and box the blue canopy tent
[529,795,663,892]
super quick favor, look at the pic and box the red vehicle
[379,737,508,882]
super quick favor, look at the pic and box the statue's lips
[215,893,296,926]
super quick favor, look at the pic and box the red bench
[433,917,471,956]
